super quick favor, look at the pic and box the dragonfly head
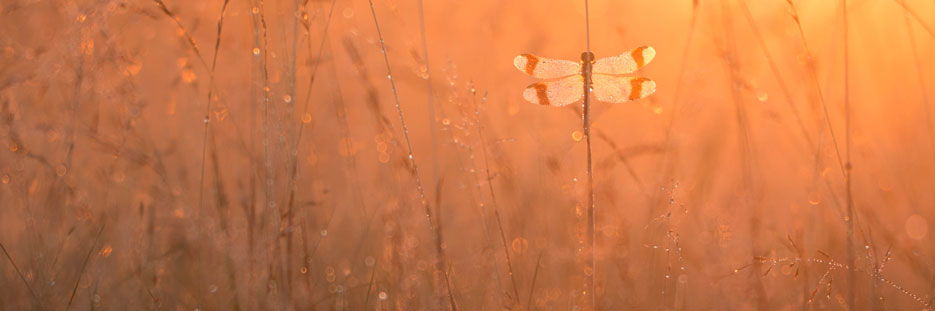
[580,52,595,63]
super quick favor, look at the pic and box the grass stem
[367,1,456,308]
[582,0,596,308]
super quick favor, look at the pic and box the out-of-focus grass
[0,0,933,310]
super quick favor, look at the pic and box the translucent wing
[592,74,656,103]
[523,75,584,107]
[514,54,580,79]
[592,46,656,75]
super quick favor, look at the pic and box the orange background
[0,0,933,309]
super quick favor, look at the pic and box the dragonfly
[513,46,656,106]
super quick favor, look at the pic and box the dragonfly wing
[592,46,655,75]
[523,75,584,107]
[514,54,580,79]
[592,74,656,103]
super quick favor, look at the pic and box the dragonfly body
[514,47,656,106]
[581,51,595,106]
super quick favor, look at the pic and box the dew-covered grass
[0,0,933,310]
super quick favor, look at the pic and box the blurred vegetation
[0,0,933,310]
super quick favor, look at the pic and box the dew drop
[511,237,529,254]
[55,165,67,177]
[905,214,928,240]
[756,90,769,102]
[98,245,112,257]
[283,95,292,103]
[571,131,583,142]
[378,291,388,300]
[181,69,196,83]
[302,113,312,123]
[252,47,260,56]
[807,191,821,205]
[320,229,328,237]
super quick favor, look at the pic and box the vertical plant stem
[366,1,455,309]
[527,252,543,311]
[364,259,378,308]
[892,0,935,38]
[473,90,520,305]
[283,0,301,305]
[901,0,935,168]
[416,0,440,202]
[582,0,596,307]
[286,0,337,220]
[650,0,697,238]
[66,223,105,311]
[784,0,847,181]
[0,241,38,303]
[842,0,857,308]
[737,0,813,150]
[198,0,230,212]
[720,1,766,308]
